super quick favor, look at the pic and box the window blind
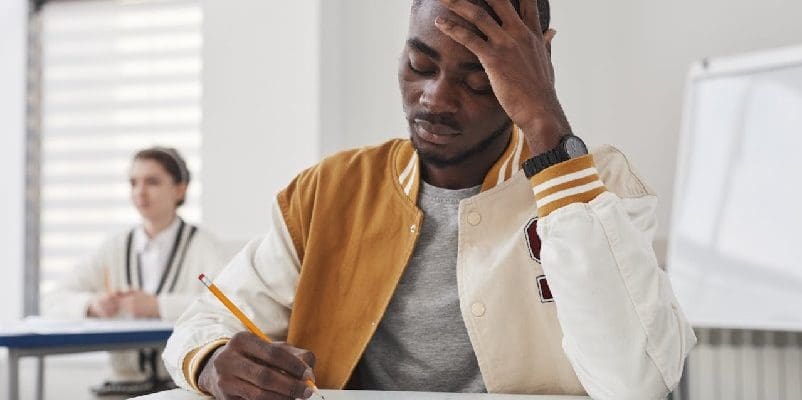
[38,0,203,294]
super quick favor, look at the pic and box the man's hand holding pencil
[198,333,318,400]
[197,274,323,400]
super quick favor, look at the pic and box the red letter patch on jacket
[536,275,554,303]
[525,218,541,263]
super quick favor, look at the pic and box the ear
[544,28,556,56]
[175,183,188,205]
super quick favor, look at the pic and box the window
[38,0,203,295]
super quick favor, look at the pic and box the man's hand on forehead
[434,0,570,155]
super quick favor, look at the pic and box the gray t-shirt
[355,180,486,392]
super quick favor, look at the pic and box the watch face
[563,135,588,158]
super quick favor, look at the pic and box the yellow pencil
[198,274,324,399]
[103,266,111,293]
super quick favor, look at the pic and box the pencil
[198,274,325,399]
[103,266,111,293]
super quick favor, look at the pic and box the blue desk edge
[0,330,173,349]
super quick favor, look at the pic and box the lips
[414,119,461,145]
[415,119,460,135]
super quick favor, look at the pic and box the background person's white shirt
[132,217,181,294]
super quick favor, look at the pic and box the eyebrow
[407,37,486,73]
[459,62,485,72]
[408,38,440,61]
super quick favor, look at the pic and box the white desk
[134,389,590,400]
[0,317,173,400]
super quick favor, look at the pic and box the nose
[419,77,458,114]
[132,183,144,198]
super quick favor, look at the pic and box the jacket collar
[394,125,531,204]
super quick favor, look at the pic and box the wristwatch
[522,134,588,178]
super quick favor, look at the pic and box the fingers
[118,290,144,297]
[519,0,544,36]
[230,333,312,380]
[92,294,121,317]
[277,342,316,370]
[216,375,298,400]
[217,356,310,400]
[484,0,525,28]
[438,0,507,42]
[435,16,490,57]
[103,301,119,316]
[101,291,123,300]
[215,334,318,400]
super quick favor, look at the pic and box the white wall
[0,0,27,324]
[201,0,321,241]
[319,0,410,156]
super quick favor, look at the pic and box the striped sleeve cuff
[530,154,607,218]
[183,338,230,393]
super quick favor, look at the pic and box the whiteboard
[667,45,802,332]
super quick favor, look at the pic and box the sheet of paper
[133,389,589,400]
[133,389,210,400]
[0,316,173,336]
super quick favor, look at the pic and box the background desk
[0,318,173,400]
[135,389,591,400]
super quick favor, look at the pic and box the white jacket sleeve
[532,153,696,400]
[162,200,301,392]
[40,238,110,319]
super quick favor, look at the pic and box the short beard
[411,120,513,168]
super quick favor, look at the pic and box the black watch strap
[523,146,569,178]
[522,134,587,178]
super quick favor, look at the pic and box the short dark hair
[413,0,550,32]
[133,147,191,206]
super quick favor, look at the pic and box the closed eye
[408,60,435,76]
[466,85,494,96]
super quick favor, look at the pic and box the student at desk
[164,1,696,399]
[42,147,228,395]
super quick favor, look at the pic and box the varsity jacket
[42,219,228,381]
[163,128,696,400]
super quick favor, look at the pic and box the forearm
[531,156,695,399]
[543,200,692,398]
[520,103,571,156]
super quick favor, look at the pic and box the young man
[163,1,696,399]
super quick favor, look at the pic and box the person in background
[42,146,229,396]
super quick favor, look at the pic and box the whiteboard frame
[667,44,802,332]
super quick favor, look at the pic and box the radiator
[673,329,802,400]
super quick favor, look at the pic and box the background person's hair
[133,146,191,206]
[412,0,551,33]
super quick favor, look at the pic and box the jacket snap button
[471,302,486,317]
[410,224,417,233]
[467,212,481,226]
